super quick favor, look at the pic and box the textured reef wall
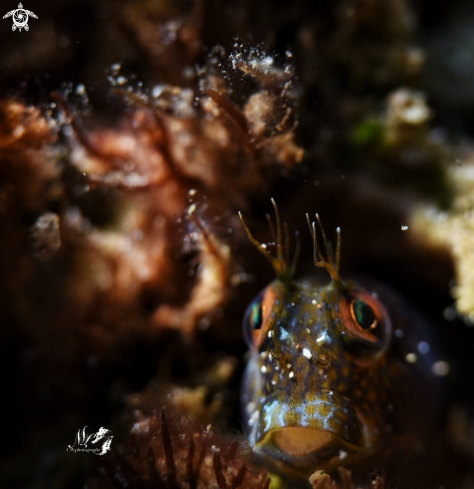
[1,1,474,488]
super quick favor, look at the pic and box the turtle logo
[3,3,38,32]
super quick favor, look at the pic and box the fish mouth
[253,391,367,468]
[255,427,363,471]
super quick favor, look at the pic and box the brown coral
[98,406,271,489]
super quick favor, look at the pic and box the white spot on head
[245,401,256,414]
[432,360,450,376]
[316,332,331,344]
[417,341,430,354]
[302,348,312,360]
[280,328,290,340]
[405,353,417,363]
[248,410,259,428]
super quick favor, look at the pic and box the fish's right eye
[243,291,265,349]
[250,301,263,331]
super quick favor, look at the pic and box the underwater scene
[1,1,474,488]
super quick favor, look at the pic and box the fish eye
[339,288,392,364]
[250,301,263,331]
[350,299,377,330]
[243,291,266,349]
[243,285,280,350]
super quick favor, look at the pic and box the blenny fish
[239,200,441,480]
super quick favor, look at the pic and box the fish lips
[254,390,366,467]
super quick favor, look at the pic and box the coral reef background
[1,0,474,488]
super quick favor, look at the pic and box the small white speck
[261,244,267,249]
[261,365,267,374]
[289,371,294,379]
[76,84,86,95]
[245,401,256,414]
[395,329,404,338]
[302,348,312,360]
[417,341,430,354]
[401,225,409,231]
[316,333,331,344]
[405,353,417,363]
[188,189,197,196]
[248,410,259,427]
[267,331,272,338]
[312,299,317,305]
[432,360,450,376]
[338,450,347,460]
[271,380,276,385]
[287,363,292,369]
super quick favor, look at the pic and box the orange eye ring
[243,286,278,350]
[339,287,392,362]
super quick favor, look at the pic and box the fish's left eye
[340,288,392,364]
[351,299,377,330]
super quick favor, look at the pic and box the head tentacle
[306,213,346,290]
[239,198,298,283]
